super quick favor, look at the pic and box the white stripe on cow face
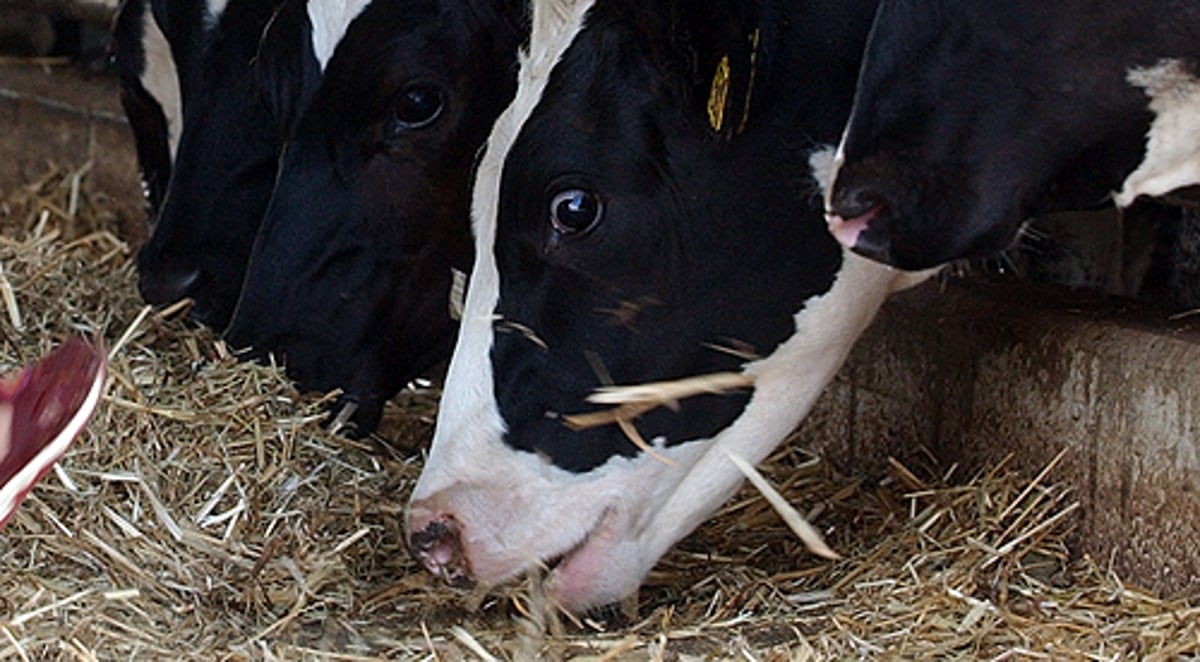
[307,0,373,71]
[1115,59,1200,207]
[811,143,839,206]
[414,0,599,501]
[139,8,183,159]
[205,0,230,28]
[638,253,931,565]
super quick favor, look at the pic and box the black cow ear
[673,1,765,139]
[254,0,322,138]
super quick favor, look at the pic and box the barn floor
[0,60,1198,659]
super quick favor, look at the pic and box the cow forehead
[307,0,373,71]
[470,0,597,280]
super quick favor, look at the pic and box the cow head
[134,0,321,329]
[826,0,1200,270]
[221,0,524,434]
[406,0,915,613]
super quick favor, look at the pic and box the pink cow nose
[406,503,474,587]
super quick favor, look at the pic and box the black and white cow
[118,0,522,432]
[221,0,526,434]
[130,0,317,329]
[405,0,923,613]
[825,0,1200,271]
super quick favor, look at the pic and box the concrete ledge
[803,279,1200,598]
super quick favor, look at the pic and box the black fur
[112,0,227,216]
[830,0,1200,269]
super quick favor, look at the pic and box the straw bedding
[0,165,1196,659]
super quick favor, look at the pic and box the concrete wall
[804,281,1200,598]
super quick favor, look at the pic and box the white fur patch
[306,0,373,71]
[809,144,838,202]
[1115,59,1200,207]
[205,0,230,28]
[639,252,925,570]
[139,9,183,160]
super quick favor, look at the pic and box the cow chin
[407,416,715,613]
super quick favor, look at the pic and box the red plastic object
[0,337,107,530]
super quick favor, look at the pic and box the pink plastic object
[0,337,107,529]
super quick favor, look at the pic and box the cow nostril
[137,267,201,305]
[831,186,887,221]
[407,514,474,588]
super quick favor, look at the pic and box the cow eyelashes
[550,188,603,237]
[389,83,445,135]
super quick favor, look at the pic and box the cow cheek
[545,508,641,613]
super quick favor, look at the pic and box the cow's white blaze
[810,144,839,203]
[139,9,183,159]
[307,0,372,71]
[410,0,931,606]
[1116,59,1200,207]
[413,0,597,493]
[205,0,230,27]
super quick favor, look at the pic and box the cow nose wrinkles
[406,505,474,588]
[137,266,201,306]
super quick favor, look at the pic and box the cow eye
[391,84,444,132]
[550,189,603,235]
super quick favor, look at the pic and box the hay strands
[563,371,754,431]
[724,448,842,561]
[563,372,754,466]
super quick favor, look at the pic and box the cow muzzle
[405,506,473,588]
[405,485,630,613]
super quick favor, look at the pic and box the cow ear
[674,1,764,139]
[253,0,322,139]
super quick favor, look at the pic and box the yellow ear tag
[707,54,731,133]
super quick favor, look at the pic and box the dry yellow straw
[724,449,842,561]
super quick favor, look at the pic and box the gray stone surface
[803,281,1200,597]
